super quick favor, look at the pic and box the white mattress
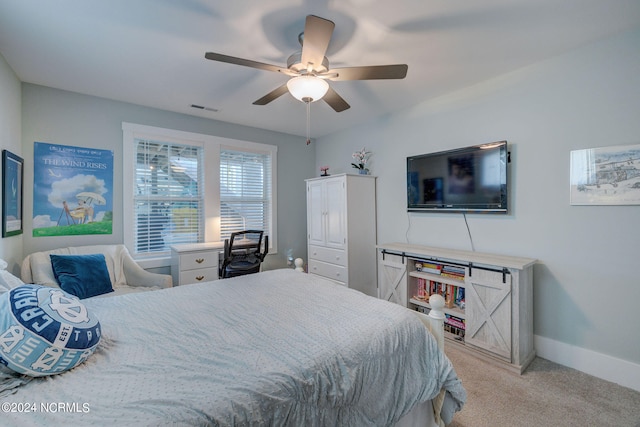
[2,269,464,426]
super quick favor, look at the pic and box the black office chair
[219,230,269,279]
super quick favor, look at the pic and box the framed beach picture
[570,143,640,205]
[2,150,24,237]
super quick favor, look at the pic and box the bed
[0,268,465,426]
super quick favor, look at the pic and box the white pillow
[29,252,60,287]
[0,260,25,294]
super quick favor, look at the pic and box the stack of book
[425,281,465,310]
[445,314,466,339]
[419,262,442,274]
[440,265,465,280]
[415,277,428,300]
[413,262,466,310]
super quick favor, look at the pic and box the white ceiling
[1,0,639,139]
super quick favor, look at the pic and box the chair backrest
[221,230,269,278]
[225,230,264,258]
[22,244,127,286]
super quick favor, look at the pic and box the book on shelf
[429,280,443,296]
[442,264,465,275]
[445,314,466,338]
[454,287,465,309]
[415,261,443,275]
[422,261,442,269]
[415,277,427,300]
[422,266,443,274]
[427,281,464,309]
[416,306,430,315]
[445,314,466,330]
[440,265,465,280]
[416,307,465,340]
[445,284,455,308]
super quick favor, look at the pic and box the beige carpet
[445,344,640,427]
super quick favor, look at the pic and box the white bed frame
[396,293,447,427]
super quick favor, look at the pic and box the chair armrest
[122,255,172,289]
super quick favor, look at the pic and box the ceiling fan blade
[205,52,292,74]
[301,15,335,71]
[328,64,408,81]
[253,83,290,106]
[323,86,350,112]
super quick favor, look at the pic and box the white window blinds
[134,139,204,255]
[220,149,272,242]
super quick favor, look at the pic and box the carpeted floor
[445,344,640,427]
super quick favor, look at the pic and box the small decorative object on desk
[320,166,329,176]
[351,147,371,175]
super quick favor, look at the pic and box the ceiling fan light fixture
[287,76,329,103]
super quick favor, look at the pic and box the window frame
[122,123,277,269]
[219,143,276,245]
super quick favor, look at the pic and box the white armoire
[305,173,377,297]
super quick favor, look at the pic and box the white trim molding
[122,122,278,267]
[535,335,640,392]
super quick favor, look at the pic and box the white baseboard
[534,335,640,392]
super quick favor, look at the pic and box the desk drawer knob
[196,276,205,281]
[195,258,204,264]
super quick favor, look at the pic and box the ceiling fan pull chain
[306,100,311,145]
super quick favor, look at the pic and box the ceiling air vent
[190,104,219,112]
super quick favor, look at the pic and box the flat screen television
[407,141,508,213]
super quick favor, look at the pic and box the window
[220,149,272,242]
[123,123,277,266]
[134,140,204,254]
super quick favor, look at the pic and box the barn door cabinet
[377,242,536,374]
[306,174,377,297]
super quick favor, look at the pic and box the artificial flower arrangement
[351,147,371,174]
[320,166,330,176]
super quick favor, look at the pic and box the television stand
[377,243,536,374]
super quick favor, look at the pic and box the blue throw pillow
[0,284,101,376]
[50,254,113,299]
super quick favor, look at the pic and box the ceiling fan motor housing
[287,51,329,74]
[205,15,406,113]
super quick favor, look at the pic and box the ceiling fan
[204,15,408,113]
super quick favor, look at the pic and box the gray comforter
[2,269,465,426]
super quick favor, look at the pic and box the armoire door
[323,177,346,249]
[306,180,326,246]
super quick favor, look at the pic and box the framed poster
[33,142,113,237]
[570,143,640,205]
[2,150,24,237]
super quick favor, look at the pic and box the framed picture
[570,143,640,205]
[2,150,24,237]
[32,142,113,237]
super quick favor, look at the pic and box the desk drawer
[308,259,347,285]
[180,251,219,271]
[179,267,219,285]
[308,245,346,267]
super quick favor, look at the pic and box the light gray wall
[315,28,640,366]
[0,53,23,277]
[20,84,313,270]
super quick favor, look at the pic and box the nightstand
[170,242,224,286]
